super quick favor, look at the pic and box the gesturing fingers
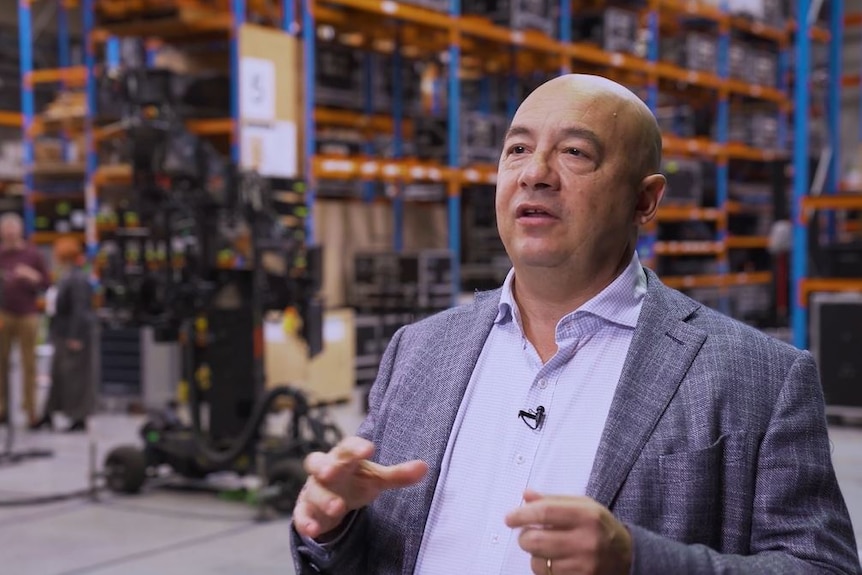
[507,492,633,575]
[304,436,376,482]
[505,495,600,530]
[293,476,348,539]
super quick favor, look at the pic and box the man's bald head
[524,74,663,184]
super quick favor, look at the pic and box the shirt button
[516,454,525,465]
[538,378,548,389]
[491,534,499,544]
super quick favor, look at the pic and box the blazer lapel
[585,271,706,509]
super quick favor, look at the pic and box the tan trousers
[0,312,40,421]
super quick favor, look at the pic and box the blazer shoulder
[645,272,805,371]
[402,288,501,337]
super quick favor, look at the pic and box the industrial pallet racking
[16,0,839,329]
[790,2,862,349]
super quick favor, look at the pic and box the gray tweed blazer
[293,269,860,574]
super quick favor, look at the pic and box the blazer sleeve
[628,352,861,575]
[290,324,409,575]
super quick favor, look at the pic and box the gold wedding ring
[546,558,553,575]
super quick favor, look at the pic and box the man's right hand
[293,436,428,541]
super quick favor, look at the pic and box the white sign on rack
[241,121,298,178]
[239,57,276,122]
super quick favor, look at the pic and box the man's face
[495,79,647,276]
[0,220,22,245]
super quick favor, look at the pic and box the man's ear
[634,174,666,225]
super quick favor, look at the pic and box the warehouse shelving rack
[17,0,835,323]
[305,0,808,307]
[791,1,861,349]
[18,0,90,252]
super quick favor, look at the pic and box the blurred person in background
[31,236,94,432]
[0,212,50,428]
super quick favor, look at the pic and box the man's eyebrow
[503,125,532,144]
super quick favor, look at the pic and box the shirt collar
[496,251,647,331]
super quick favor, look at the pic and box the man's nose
[518,152,559,191]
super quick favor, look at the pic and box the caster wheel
[104,445,147,494]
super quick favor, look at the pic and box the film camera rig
[96,66,339,512]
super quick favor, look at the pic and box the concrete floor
[2,404,862,574]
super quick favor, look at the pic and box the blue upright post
[716,3,730,315]
[18,0,34,238]
[559,0,571,73]
[302,0,316,244]
[83,0,98,260]
[392,28,404,253]
[283,0,296,33]
[230,0,246,164]
[792,0,812,349]
[646,9,659,110]
[826,0,843,200]
[362,52,376,203]
[106,37,121,71]
[506,48,518,122]
[58,1,70,169]
[58,3,70,69]
[448,0,461,302]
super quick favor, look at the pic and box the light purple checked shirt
[414,252,647,575]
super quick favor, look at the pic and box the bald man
[290,75,859,574]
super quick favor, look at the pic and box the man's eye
[565,148,584,157]
[508,145,526,154]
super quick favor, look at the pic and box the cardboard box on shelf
[264,308,355,405]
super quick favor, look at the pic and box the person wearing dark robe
[32,236,94,432]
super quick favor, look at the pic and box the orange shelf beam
[312,155,457,182]
[655,63,722,90]
[318,0,452,29]
[0,111,21,127]
[28,66,88,86]
[186,118,233,136]
[660,0,726,22]
[455,164,497,185]
[725,271,773,286]
[663,135,720,157]
[661,271,772,289]
[724,143,787,162]
[724,79,786,103]
[91,8,232,40]
[94,164,133,187]
[31,190,84,202]
[843,75,860,89]
[730,17,788,43]
[801,195,862,211]
[788,21,831,42]
[800,278,862,306]
[653,240,724,255]
[314,107,414,134]
[657,206,722,221]
[32,231,85,245]
[726,235,770,249]
[460,16,557,52]
[847,12,862,27]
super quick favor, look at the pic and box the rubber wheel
[267,459,307,515]
[104,445,147,494]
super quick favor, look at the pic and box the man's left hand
[505,490,632,575]
[13,264,41,284]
